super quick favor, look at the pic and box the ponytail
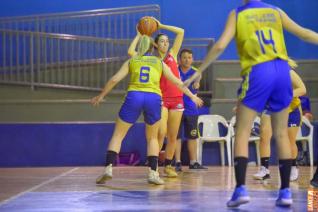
[136,35,154,57]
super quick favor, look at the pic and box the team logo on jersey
[176,103,184,109]
[191,129,197,136]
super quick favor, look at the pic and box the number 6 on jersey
[139,66,150,83]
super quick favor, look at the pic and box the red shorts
[162,97,184,111]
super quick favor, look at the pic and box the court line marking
[0,167,79,207]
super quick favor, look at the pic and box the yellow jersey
[235,1,289,75]
[289,97,301,113]
[128,55,163,96]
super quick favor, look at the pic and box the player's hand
[135,24,141,36]
[150,16,161,28]
[304,112,313,121]
[191,95,204,108]
[91,95,104,106]
[192,81,200,89]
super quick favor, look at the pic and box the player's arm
[290,70,306,97]
[280,9,318,44]
[162,63,203,107]
[127,27,142,57]
[153,17,184,58]
[193,71,202,90]
[91,60,129,106]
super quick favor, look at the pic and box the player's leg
[96,91,141,184]
[185,115,207,169]
[254,114,272,180]
[145,121,164,185]
[143,93,164,185]
[158,106,168,151]
[271,108,293,206]
[288,126,299,181]
[175,139,183,172]
[227,61,276,208]
[143,92,165,185]
[175,116,184,172]
[287,107,301,181]
[227,103,257,207]
[268,59,293,207]
[96,117,133,184]
[164,109,183,177]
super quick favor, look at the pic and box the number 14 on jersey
[255,29,277,54]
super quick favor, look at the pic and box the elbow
[127,50,134,57]
[214,42,226,53]
[109,77,119,85]
[177,28,184,36]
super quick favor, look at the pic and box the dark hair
[154,33,168,46]
[179,48,193,58]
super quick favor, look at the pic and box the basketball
[137,16,158,36]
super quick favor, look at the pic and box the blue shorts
[263,106,302,127]
[119,91,161,125]
[177,115,199,140]
[238,59,293,113]
[288,107,302,127]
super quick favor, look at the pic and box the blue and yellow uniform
[299,96,311,114]
[119,54,163,125]
[127,55,162,96]
[264,97,302,127]
[236,0,292,113]
[288,97,302,127]
[177,66,199,140]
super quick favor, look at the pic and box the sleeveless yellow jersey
[289,97,301,113]
[128,55,163,96]
[235,1,289,75]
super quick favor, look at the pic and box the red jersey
[160,53,183,98]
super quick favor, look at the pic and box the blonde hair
[287,58,298,69]
[136,35,154,57]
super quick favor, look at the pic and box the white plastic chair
[197,115,232,166]
[296,116,314,166]
[229,115,261,165]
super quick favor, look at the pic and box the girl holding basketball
[93,35,202,185]
[184,0,318,208]
[128,18,189,178]
[154,19,188,178]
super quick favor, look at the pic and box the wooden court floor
[0,166,315,211]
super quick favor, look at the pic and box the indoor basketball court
[0,166,313,211]
[0,0,318,211]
